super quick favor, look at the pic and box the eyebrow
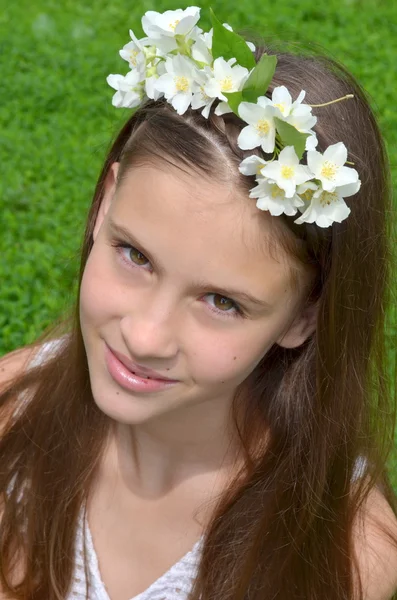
[107,219,274,311]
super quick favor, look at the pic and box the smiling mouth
[105,343,178,382]
[130,371,152,380]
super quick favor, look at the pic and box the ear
[93,162,120,241]
[275,301,318,349]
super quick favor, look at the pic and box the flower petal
[305,134,318,151]
[201,99,215,118]
[324,142,348,166]
[214,102,232,115]
[238,102,268,126]
[260,128,276,154]
[107,74,123,90]
[307,150,323,175]
[337,179,361,197]
[239,156,267,176]
[279,146,299,166]
[154,73,176,97]
[111,90,124,107]
[237,125,264,150]
[171,92,192,115]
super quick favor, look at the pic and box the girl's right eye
[112,242,152,270]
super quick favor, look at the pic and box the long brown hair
[0,44,396,599]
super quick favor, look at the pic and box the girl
[1,7,397,600]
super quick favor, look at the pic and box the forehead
[111,162,304,304]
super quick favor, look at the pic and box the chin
[90,384,161,425]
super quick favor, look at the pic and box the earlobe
[93,162,120,241]
[276,301,318,349]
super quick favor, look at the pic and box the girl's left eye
[205,293,242,318]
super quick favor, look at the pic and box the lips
[106,344,178,382]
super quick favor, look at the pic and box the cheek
[79,249,117,330]
[189,328,272,387]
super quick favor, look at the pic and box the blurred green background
[0,0,396,360]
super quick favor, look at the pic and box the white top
[67,510,203,600]
[18,339,368,599]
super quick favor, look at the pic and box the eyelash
[110,239,245,320]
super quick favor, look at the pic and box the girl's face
[80,161,315,426]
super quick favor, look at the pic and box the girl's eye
[112,242,151,269]
[206,293,242,318]
[112,240,244,319]
[126,246,149,267]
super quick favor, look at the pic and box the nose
[120,295,180,362]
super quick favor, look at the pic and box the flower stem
[309,94,354,108]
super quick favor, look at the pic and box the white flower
[237,99,278,153]
[191,30,213,65]
[260,146,312,197]
[305,133,318,151]
[264,86,317,146]
[286,102,317,132]
[190,66,216,118]
[294,180,360,227]
[249,177,305,216]
[307,142,359,192]
[191,58,248,118]
[214,102,233,116]
[154,54,200,115]
[106,70,145,108]
[141,7,201,53]
[190,71,215,118]
[238,155,268,176]
[264,85,295,117]
[205,57,248,99]
[145,60,166,100]
[119,30,146,70]
[142,6,201,37]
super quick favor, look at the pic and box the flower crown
[107,7,361,228]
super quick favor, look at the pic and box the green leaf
[241,54,277,104]
[223,91,243,115]
[274,118,309,159]
[210,9,255,70]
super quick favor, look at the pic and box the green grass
[0,0,396,479]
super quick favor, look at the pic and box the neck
[103,392,245,497]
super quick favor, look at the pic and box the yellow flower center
[319,191,338,207]
[274,102,286,114]
[175,76,189,92]
[220,76,233,92]
[169,19,180,30]
[300,188,315,203]
[129,50,139,66]
[281,165,295,179]
[270,184,284,199]
[200,86,210,101]
[256,119,270,135]
[320,161,338,180]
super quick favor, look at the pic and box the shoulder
[0,338,66,392]
[0,345,37,393]
[0,339,64,433]
[353,482,397,600]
